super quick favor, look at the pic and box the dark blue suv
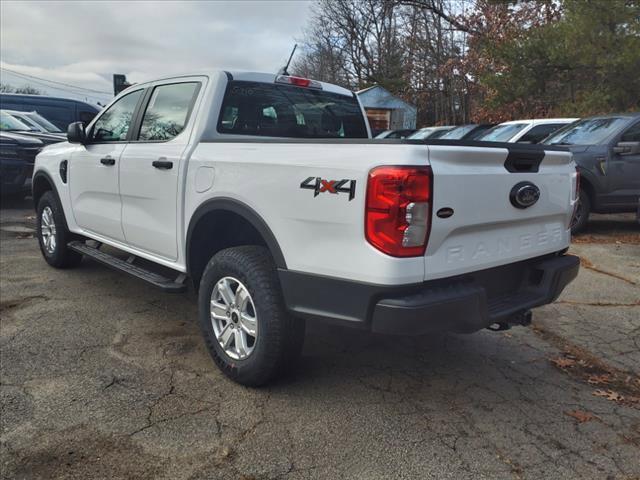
[0,93,100,130]
[543,113,640,232]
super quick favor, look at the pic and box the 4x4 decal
[300,177,356,201]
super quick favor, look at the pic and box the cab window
[518,124,565,144]
[138,82,200,141]
[90,90,143,142]
[621,122,640,142]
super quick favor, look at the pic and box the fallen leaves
[537,327,640,410]
[577,256,637,285]
[593,389,640,405]
[550,356,576,368]
[587,374,612,385]
[564,410,599,423]
[573,233,640,245]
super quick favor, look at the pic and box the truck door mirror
[67,122,87,144]
[613,141,640,156]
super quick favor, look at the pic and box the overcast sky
[0,0,312,104]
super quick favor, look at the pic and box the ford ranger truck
[31,71,580,386]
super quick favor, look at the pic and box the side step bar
[68,241,187,293]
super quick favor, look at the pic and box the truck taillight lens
[365,166,432,257]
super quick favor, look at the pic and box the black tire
[198,246,305,387]
[36,191,83,268]
[570,188,590,234]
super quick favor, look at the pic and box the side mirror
[67,122,86,144]
[613,141,640,156]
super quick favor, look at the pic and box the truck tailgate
[425,144,576,280]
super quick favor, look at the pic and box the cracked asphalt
[1,197,639,480]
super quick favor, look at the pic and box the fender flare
[32,169,61,209]
[186,197,287,272]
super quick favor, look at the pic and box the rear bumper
[279,253,579,335]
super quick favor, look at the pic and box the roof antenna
[278,44,297,76]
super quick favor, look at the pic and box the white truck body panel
[34,69,575,285]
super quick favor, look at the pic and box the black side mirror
[67,122,86,144]
[613,141,640,156]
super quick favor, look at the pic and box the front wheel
[36,191,83,268]
[198,246,305,387]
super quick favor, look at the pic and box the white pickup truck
[32,71,580,386]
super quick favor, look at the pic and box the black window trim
[128,80,202,144]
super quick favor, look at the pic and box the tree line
[293,0,640,126]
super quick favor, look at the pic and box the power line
[0,67,112,95]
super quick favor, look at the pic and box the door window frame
[85,88,146,145]
[127,81,202,144]
[618,120,640,143]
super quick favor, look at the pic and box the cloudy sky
[0,0,312,104]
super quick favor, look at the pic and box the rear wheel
[36,191,83,268]
[570,188,590,234]
[198,246,305,386]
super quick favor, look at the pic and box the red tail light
[365,166,432,257]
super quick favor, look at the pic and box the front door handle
[100,156,115,166]
[152,159,173,170]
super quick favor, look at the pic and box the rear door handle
[152,159,173,170]
[100,156,115,166]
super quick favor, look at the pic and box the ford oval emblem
[510,182,540,209]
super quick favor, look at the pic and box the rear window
[544,117,629,146]
[477,123,528,142]
[217,80,368,138]
[440,125,475,140]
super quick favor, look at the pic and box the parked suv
[477,118,578,144]
[0,93,100,130]
[1,131,42,197]
[543,113,640,232]
[439,124,496,140]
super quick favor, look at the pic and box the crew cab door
[69,89,144,242]
[607,120,640,208]
[119,81,202,260]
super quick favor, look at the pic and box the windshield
[440,125,475,140]
[543,117,629,145]
[12,113,45,131]
[25,112,62,133]
[428,128,454,139]
[408,128,436,140]
[375,130,393,139]
[218,80,368,138]
[0,111,32,131]
[477,123,528,142]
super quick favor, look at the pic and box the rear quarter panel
[185,142,428,285]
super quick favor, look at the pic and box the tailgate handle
[503,150,544,173]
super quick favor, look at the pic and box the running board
[68,241,187,293]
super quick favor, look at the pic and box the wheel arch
[578,169,596,208]
[186,198,287,289]
[32,170,58,210]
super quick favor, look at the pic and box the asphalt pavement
[1,196,639,480]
